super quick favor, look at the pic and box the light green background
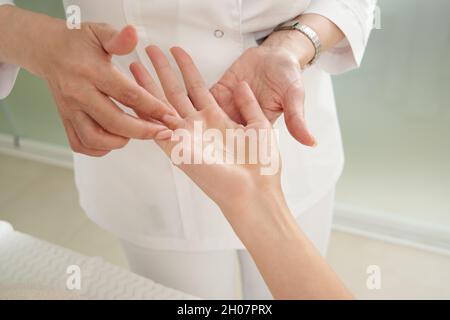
[1,0,449,225]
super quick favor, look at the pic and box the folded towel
[0,221,198,300]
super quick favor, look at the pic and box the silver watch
[273,21,321,66]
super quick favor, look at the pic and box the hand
[211,45,316,147]
[129,46,352,300]
[42,22,177,156]
[0,5,174,157]
[130,46,282,215]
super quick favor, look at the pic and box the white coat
[0,0,376,251]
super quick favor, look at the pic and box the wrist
[0,5,65,77]
[25,15,67,77]
[222,183,299,245]
[262,28,315,69]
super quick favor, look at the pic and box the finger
[211,84,245,125]
[162,114,185,131]
[95,67,176,122]
[91,24,138,56]
[63,119,110,157]
[283,80,316,147]
[71,111,130,150]
[81,88,170,139]
[129,62,167,102]
[146,45,196,118]
[233,81,268,126]
[170,47,216,110]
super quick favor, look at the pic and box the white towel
[0,221,198,300]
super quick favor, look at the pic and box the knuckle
[116,138,130,148]
[56,101,71,114]
[166,84,185,99]
[201,107,219,121]
[59,81,85,100]
[238,96,255,106]
[86,22,114,39]
[188,80,205,92]
[236,95,257,109]
[77,62,96,77]
[110,137,129,149]
[66,125,111,157]
[69,139,84,154]
[90,150,110,158]
[286,79,305,97]
[76,127,101,149]
[80,134,99,149]
[188,85,208,100]
[64,54,97,77]
[103,117,123,136]
[295,82,305,95]
[119,89,140,107]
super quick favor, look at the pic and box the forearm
[262,13,345,68]
[224,189,352,300]
[0,4,64,76]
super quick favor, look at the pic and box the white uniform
[0,0,376,298]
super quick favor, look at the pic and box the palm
[158,107,276,206]
[211,47,315,146]
[130,46,281,211]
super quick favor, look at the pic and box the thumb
[284,81,317,147]
[91,24,138,56]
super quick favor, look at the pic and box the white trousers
[121,189,335,300]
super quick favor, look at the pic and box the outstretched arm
[130,46,353,300]
[224,183,352,300]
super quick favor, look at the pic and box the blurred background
[1,0,449,299]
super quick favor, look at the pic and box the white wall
[333,0,450,250]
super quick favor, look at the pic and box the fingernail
[162,114,172,123]
[150,123,167,131]
[162,114,179,125]
[155,129,173,140]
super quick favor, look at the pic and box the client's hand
[130,46,282,216]
[129,46,351,300]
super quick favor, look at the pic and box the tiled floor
[1,153,449,299]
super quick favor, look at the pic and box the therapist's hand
[0,6,173,157]
[211,32,317,147]
[42,23,176,157]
